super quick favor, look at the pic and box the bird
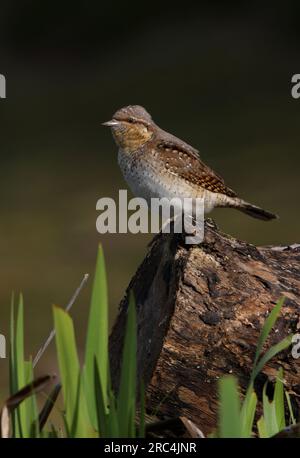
[103,105,277,221]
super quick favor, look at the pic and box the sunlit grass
[217,297,295,438]
[2,246,141,438]
[0,249,298,438]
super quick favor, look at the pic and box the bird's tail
[234,200,278,221]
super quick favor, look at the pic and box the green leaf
[240,383,257,437]
[15,295,25,387]
[53,306,79,427]
[9,293,16,396]
[117,292,137,437]
[262,382,278,437]
[253,297,285,368]
[15,294,28,437]
[218,376,242,438]
[9,295,41,437]
[94,358,109,437]
[84,245,108,427]
[285,390,296,425]
[24,360,40,437]
[108,389,119,438]
[53,306,92,437]
[274,367,285,430]
[257,416,268,438]
[251,335,293,382]
[9,293,18,437]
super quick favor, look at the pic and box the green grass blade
[15,294,25,387]
[117,292,137,437]
[9,295,38,437]
[15,294,28,437]
[218,376,242,438]
[53,306,79,429]
[257,416,268,438]
[285,391,296,425]
[253,297,285,368]
[9,293,18,437]
[262,382,278,437]
[94,358,109,437]
[84,245,108,427]
[81,367,96,429]
[251,335,293,382]
[69,375,85,437]
[53,306,92,437]
[9,293,16,395]
[107,390,119,437]
[24,360,40,437]
[240,383,257,437]
[274,367,285,430]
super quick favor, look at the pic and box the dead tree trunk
[109,220,300,435]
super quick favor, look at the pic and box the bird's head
[102,105,155,151]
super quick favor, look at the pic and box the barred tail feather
[238,201,278,221]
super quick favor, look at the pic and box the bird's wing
[152,136,237,197]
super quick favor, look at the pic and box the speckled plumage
[103,105,277,221]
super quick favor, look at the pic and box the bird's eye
[128,117,134,123]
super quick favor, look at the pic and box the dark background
[0,1,299,396]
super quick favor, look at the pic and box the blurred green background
[0,1,299,399]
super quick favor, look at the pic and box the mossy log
[109,220,300,435]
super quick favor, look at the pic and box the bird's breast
[117,148,218,213]
[118,149,168,202]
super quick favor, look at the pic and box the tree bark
[109,220,300,435]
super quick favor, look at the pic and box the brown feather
[148,135,237,198]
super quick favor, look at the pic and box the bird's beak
[102,119,120,127]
